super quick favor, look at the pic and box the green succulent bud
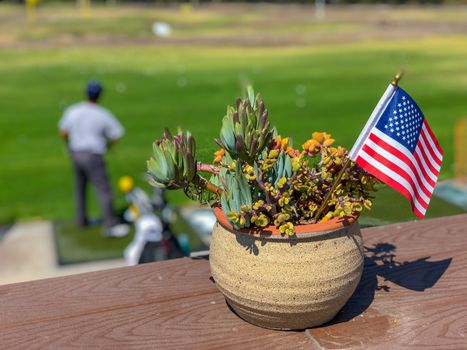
[215,86,274,163]
[220,162,253,228]
[271,151,292,187]
[147,128,196,190]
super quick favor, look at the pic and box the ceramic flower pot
[209,207,364,330]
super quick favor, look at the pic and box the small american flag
[349,84,443,218]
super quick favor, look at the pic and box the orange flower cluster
[273,135,300,158]
[213,149,225,163]
[273,135,289,150]
[302,132,335,156]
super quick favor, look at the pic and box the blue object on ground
[433,181,467,210]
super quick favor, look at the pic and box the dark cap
[86,80,102,101]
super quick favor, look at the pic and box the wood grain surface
[0,214,466,349]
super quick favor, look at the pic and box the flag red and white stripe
[349,84,443,218]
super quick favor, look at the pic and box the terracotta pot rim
[212,206,358,237]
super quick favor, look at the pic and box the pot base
[225,297,338,331]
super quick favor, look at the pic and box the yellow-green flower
[240,204,250,213]
[268,149,279,159]
[291,157,301,172]
[277,177,287,189]
[253,200,264,210]
[243,164,256,181]
[227,211,239,223]
[279,222,294,235]
[251,213,269,228]
[239,216,246,226]
[278,194,290,207]
[364,199,373,210]
[274,213,290,226]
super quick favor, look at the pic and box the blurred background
[0,0,466,284]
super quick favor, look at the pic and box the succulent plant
[147,88,379,235]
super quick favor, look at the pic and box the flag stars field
[380,94,424,152]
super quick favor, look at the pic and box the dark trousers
[70,151,118,228]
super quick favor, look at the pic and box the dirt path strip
[0,221,125,286]
[1,4,466,49]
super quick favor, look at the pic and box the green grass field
[53,220,135,264]
[1,4,466,226]
[53,208,206,264]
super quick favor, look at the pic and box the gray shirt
[59,102,124,155]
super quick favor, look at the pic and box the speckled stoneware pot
[209,207,364,330]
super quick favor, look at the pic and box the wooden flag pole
[315,71,404,221]
[314,158,351,221]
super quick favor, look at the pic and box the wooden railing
[0,214,466,349]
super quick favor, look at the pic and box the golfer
[58,80,129,237]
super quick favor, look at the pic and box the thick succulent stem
[197,162,220,175]
[315,158,351,220]
[255,169,277,215]
[193,174,223,195]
